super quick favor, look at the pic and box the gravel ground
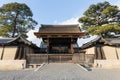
[0,63,120,80]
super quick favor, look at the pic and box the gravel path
[0,63,120,80]
[0,70,32,80]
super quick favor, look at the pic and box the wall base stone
[0,60,26,70]
[94,60,120,69]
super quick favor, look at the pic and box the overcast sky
[0,0,120,46]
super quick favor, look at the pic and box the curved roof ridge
[0,35,38,48]
[41,24,79,27]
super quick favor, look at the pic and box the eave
[34,32,86,38]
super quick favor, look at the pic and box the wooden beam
[34,32,85,38]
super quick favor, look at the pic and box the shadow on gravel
[80,64,92,71]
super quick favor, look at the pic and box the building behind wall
[80,36,120,68]
[26,24,85,65]
[0,35,39,70]
[34,24,85,54]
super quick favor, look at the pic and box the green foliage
[0,26,10,37]
[101,6,118,17]
[87,24,120,35]
[0,2,38,38]
[78,1,120,37]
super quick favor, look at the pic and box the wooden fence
[26,53,94,64]
[26,54,73,64]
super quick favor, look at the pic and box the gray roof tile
[39,24,81,33]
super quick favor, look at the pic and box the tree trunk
[12,25,16,38]
[12,12,19,38]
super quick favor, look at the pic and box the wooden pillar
[1,44,5,60]
[71,43,74,53]
[68,38,74,54]
[47,38,50,54]
[68,43,74,53]
[47,37,50,63]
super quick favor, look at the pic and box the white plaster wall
[103,46,117,60]
[2,46,17,60]
[86,47,95,54]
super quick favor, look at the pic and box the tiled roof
[0,36,31,45]
[0,38,14,44]
[80,36,120,49]
[38,24,81,33]
[0,36,38,48]
[104,38,120,45]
